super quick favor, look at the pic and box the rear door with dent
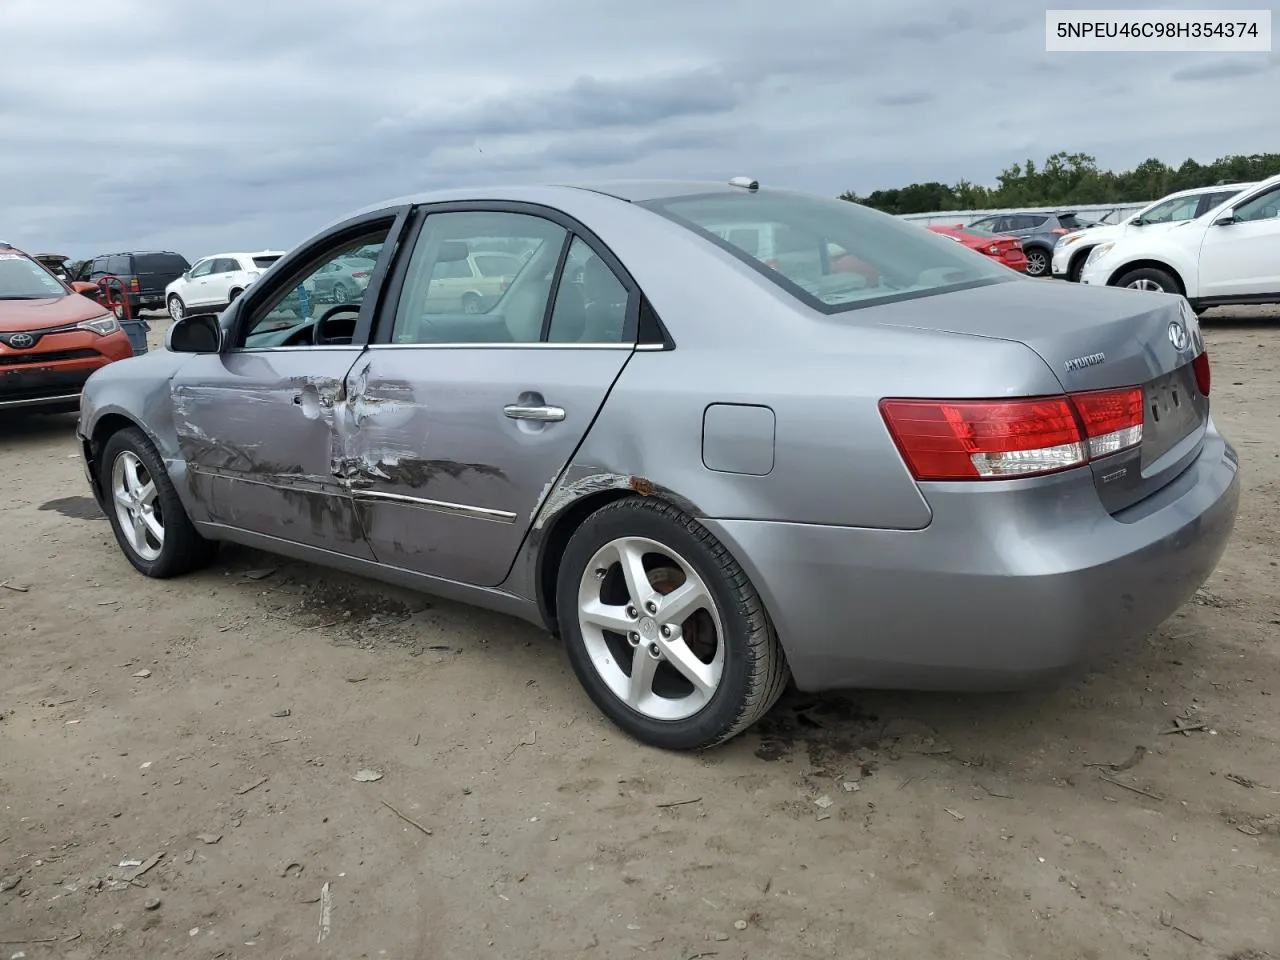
[345,202,639,587]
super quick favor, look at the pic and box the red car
[928,224,1028,273]
[0,243,134,414]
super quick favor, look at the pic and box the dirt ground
[1,308,1277,960]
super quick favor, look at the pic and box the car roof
[1163,182,1255,199]
[337,179,765,224]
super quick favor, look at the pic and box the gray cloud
[2,0,1277,257]
[875,92,935,107]
[1172,58,1273,82]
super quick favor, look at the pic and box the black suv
[73,251,191,318]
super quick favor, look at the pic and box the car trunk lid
[871,278,1209,513]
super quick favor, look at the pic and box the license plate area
[1141,363,1206,468]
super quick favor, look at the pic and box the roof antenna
[728,176,759,191]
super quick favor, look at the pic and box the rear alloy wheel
[1024,247,1050,277]
[461,293,483,314]
[167,295,186,322]
[101,427,217,578]
[331,283,348,304]
[1114,266,1179,294]
[557,498,789,750]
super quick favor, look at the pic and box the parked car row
[1046,174,1280,314]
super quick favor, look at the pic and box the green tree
[842,151,1280,213]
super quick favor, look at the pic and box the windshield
[253,255,281,269]
[640,191,1011,312]
[0,252,67,300]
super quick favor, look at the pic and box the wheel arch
[529,475,706,635]
[1105,259,1186,294]
[84,411,148,504]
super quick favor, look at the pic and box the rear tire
[556,497,789,750]
[100,427,217,578]
[1114,266,1180,294]
[1024,246,1050,277]
[228,288,244,304]
[168,295,186,322]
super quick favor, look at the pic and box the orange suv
[0,243,134,414]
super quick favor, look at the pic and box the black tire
[556,497,789,750]
[1024,246,1051,277]
[461,293,483,314]
[100,426,217,578]
[1192,304,1210,316]
[1067,250,1090,283]
[168,295,186,322]
[331,283,348,304]
[228,288,244,304]
[1113,266,1180,294]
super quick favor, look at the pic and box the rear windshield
[135,253,189,274]
[0,252,67,299]
[253,255,281,269]
[640,191,1011,312]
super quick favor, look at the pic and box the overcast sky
[2,0,1276,258]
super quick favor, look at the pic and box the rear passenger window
[547,237,630,344]
[391,211,567,345]
[106,255,130,274]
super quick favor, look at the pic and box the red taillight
[1071,387,1144,459]
[351,271,369,279]
[129,277,140,291]
[1193,350,1211,396]
[1052,228,1070,235]
[880,387,1145,482]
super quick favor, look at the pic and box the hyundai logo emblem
[7,333,35,349]
[1167,321,1189,352]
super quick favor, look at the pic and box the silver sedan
[76,179,1240,750]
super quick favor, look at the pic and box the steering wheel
[314,303,360,345]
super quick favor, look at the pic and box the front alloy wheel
[1025,248,1049,276]
[112,450,163,562]
[100,427,217,578]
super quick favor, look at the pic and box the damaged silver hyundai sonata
[77,178,1240,750]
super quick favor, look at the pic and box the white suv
[1052,183,1252,282]
[1079,173,1280,313]
[165,250,285,320]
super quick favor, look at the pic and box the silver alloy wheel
[576,536,725,721]
[1126,278,1165,292]
[332,283,348,304]
[462,295,482,314]
[1026,250,1047,275]
[111,450,164,562]
[168,296,184,322]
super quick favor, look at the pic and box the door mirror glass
[167,314,222,353]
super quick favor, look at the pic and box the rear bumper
[702,424,1240,692]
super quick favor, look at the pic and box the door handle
[504,403,565,422]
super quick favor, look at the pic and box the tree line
[840,151,1280,214]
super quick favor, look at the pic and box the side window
[90,258,109,278]
[1232,186,1280,223]
[106,255,130,275]
[211,258,234,274]
[189,259,215,278]
[1199,192,1238,216]
[971,217,1000,232]
[547,238,630,344]
[237,228,390,348]
[391,211,567,345]
[1143,196,1199,223]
